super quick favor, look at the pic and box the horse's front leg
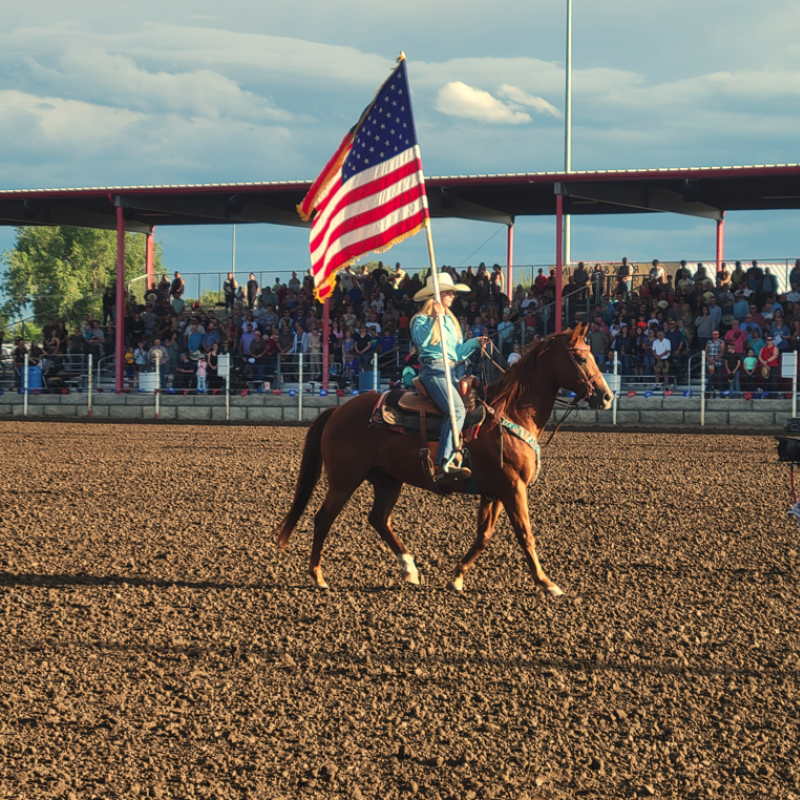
[503,482,563,597]
[448,495,502,592]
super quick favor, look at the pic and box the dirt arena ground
[1,420,799,800]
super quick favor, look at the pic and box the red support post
[555,193,564,333]
[322,300,330,391]
[146,227,155,290]
[506,223,514,295]
[115,205,126,392]
[716,212,725,272]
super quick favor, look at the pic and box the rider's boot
[434,451,471,483]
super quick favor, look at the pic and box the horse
[275,324,613,595]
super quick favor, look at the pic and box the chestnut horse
[275,325,612,595]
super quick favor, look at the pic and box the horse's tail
[275,407,336,550]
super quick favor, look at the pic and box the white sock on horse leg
[398,553,418,576]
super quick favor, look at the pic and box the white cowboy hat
[413,272,470,302]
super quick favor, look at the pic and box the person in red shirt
[758,336,780,394]
[723,320,747,354]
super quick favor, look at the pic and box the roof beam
[0,201,150,233]
[427,189,513,225]
[563,181,723,220]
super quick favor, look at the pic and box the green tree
[0,226,163,330]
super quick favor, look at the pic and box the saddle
[374,376,486,440]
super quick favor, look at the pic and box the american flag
[297,57,429,301]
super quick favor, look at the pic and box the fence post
[298,352,304,422]
[155,357,160,420]
[612,350,618,426]
[225,356,230,422]
[23,353,29,417]
[87,354,93,418]
[373,352,378,392]
[700,350,706,427]
[793,365,798,421]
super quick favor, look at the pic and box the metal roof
[1,162,799,234]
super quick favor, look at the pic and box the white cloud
[498,84,562,118]
[434,81,532,125]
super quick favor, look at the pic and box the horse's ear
[570,323,586,341]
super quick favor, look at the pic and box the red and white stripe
[309,146,429,298]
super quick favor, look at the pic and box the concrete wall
[0,390,793,428]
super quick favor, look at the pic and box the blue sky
[1,0,799,282]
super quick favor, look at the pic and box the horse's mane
[487,329,570,418]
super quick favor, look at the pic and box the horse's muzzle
[587,387,614,410]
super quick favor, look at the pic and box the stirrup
[434,453,472,483]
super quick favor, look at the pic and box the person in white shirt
[652,329,672,390]
[507,343,522,365]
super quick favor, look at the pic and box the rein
[479,334,603,453]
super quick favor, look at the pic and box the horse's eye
[576,356,587,365]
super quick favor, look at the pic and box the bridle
[560,336,606,404]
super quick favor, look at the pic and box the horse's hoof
[403,571,421,586]
[447,578,464,592]
[315,583,330,591]
[547,584,564,598]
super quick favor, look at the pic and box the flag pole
[421,221,462,457]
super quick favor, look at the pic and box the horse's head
[554,324,614,409]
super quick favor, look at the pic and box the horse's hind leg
[309,481,360,590]
[448,495,503,592]
[367,475,420,585]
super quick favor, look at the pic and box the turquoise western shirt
[411,314,481,363]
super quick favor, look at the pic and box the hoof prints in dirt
[0,421,799,799]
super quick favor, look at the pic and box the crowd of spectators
[3,257,799,396]
[578,258,800,396]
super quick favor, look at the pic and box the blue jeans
[419,361,466,466]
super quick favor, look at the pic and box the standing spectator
[649,259,666,285]
[354,324,373,369]
[758,336,780,395]
[695,306,716,352]
[497,311,515,356]
[705,331,724,396]
[149,338,169,388]
[248,330,267,384]
[68,327,84,367]
[223,272,238,312]
[722,343,742,396]
[588,322,610,373]
[207,342,221,390]
[124,347,136,389]
[572,262,589,298]
[174,352,196,390]
[246,273,259,310]
[664,319,686,380]
[591,264,605,304]
[617,258,633,296]
[134,341,147,375]
[641,329,655,377]
[742,348,758,393]
[171,271,185,300]
[652,328,671,390]
[195,355,207,392]
[12,338,27,391]
[102,287,116,326]
[202,320,221,353]
[723,319,747,354]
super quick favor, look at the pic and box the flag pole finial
[397,51,406,63]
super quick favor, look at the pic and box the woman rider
[412,273,487,483]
